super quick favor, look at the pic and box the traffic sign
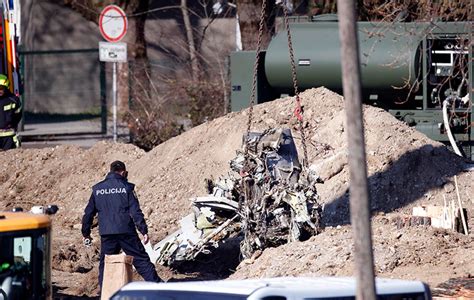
[99,42,127,62]
[99,5,128,42]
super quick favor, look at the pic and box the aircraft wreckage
[145,128,322,266]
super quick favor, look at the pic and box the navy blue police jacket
[81,172,148,237]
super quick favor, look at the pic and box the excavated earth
[0,88,473,299]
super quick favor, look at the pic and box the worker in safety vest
[0,74,22,151]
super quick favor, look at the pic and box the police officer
[81,160,161,287]
[0,74,21,151]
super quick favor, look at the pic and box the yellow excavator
[0,206,57,300]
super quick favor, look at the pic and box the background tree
[356,0,470,22]
[297,0,470,21]
[307,0,337,15]
[181,0,200,81]
[235,0,276,50]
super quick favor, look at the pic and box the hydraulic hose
[442,100,463,157]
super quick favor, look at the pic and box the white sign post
[99,5,128,142]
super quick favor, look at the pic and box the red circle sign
[99,5,128,42]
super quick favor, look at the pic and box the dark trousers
[0,135,19,151]
[99,233,161,288]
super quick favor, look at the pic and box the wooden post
[336,1,377,300]
[454,175,468,235]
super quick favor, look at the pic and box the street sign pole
[112,62,117,142]
[98,5,128,143]
[99,42,127,142]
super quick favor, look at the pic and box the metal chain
[244,0,268,160]
[282,4,309,168]
[242,1,268,255]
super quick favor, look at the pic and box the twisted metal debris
[146,128,322,266]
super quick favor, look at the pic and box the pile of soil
[231,217,473,285]
[1,87,472,298]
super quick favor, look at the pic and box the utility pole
[336,1,377,300]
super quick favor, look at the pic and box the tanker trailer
[230,16,472,159]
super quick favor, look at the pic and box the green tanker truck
[230,16,473,159]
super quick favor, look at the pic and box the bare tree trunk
[236,0,275,50]
[337,1,376,300]
[124,0,150,109]
[117,62,130,115]
[181,0,200,81]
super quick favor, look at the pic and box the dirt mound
[230,216,474,286]
[1,87,472,297]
